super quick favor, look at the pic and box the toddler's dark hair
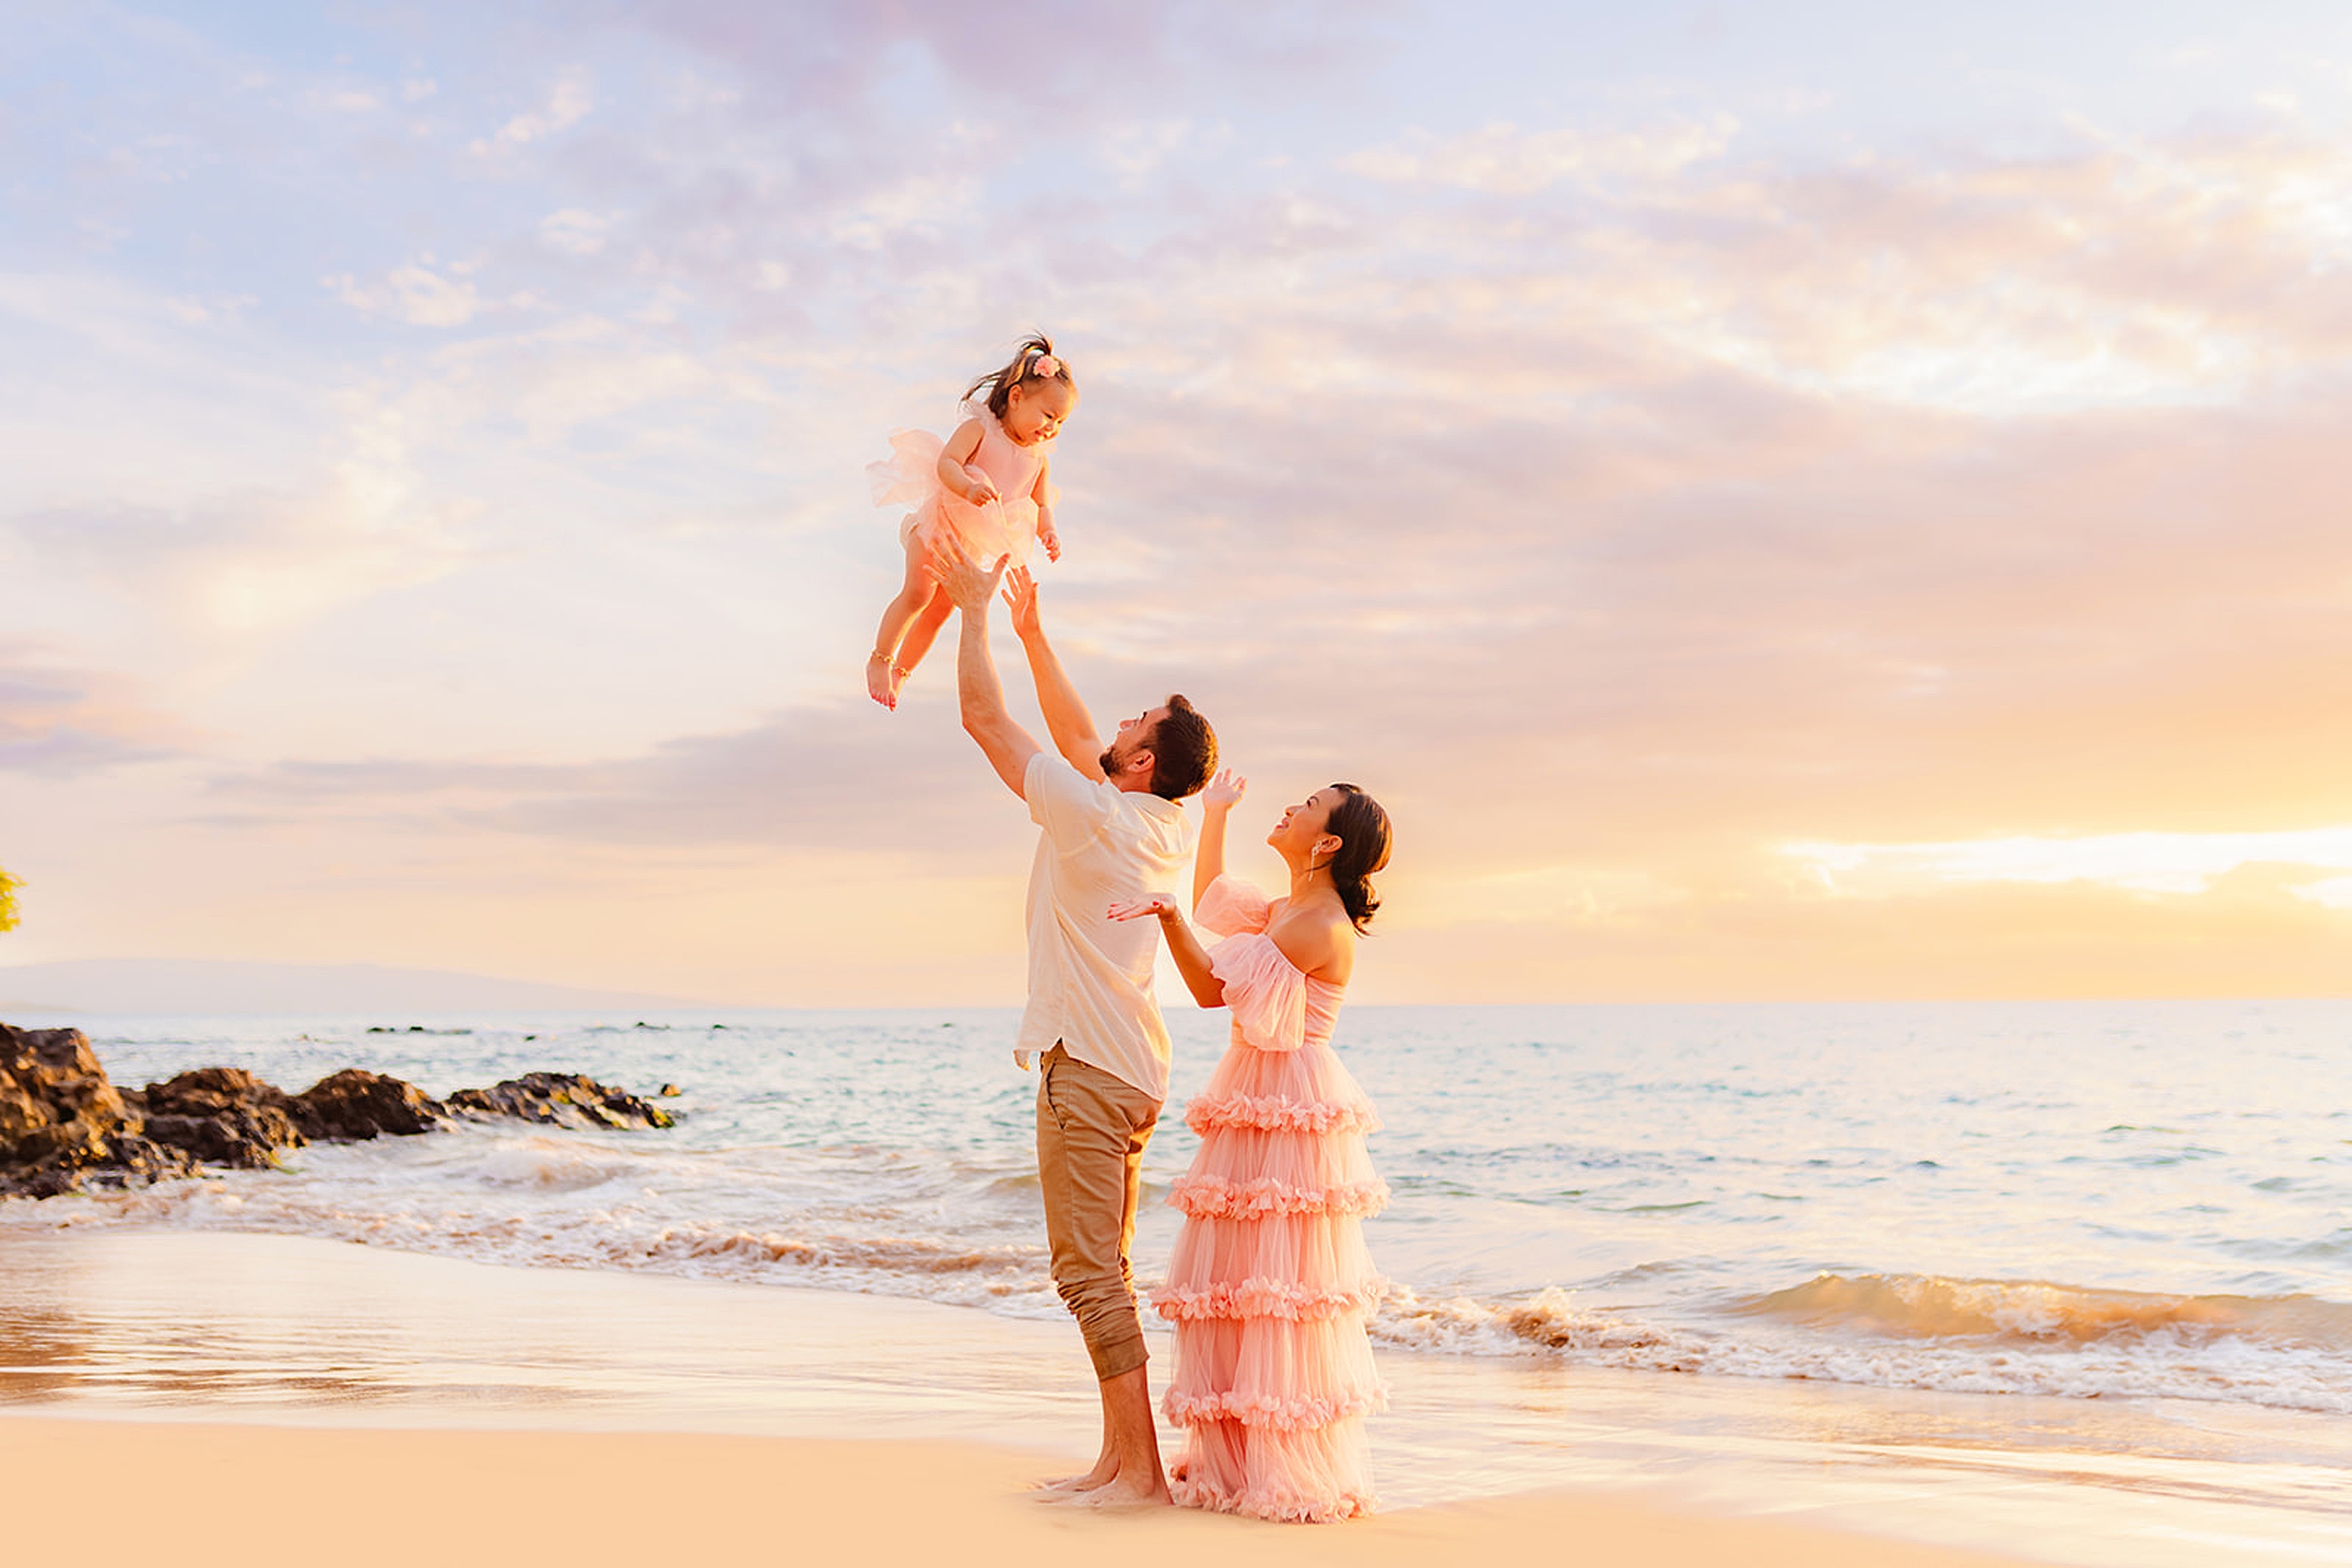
[965,333,1074,418]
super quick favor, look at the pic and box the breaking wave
[1367,1274,2352,1414]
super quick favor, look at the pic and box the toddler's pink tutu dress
[867,407,1056,570]
[1152,875,1388,1523]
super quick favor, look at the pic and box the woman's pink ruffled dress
[867,408,1056,569]
[1152,875,1388,1523]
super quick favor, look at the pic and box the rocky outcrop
[2,1022,674,1198]
[446,1071,675,1131]
[138,1067,307,1169]
[291,1069,445,1140]
[1,1024,198,1196]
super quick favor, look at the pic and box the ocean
[7,997,2345,1423]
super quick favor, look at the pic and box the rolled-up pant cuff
[1085,1324,1150,1382]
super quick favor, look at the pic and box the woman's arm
[936,419,996,503]
[1192,770,1246,911]
[1107,895,1227,1008]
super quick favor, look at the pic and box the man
[930,538,1218,1508]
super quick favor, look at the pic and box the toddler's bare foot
[865,652,904,709]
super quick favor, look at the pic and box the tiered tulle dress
[867,407,1057,570]
[1152,875,1388,1523]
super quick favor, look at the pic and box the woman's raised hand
[1201,769,1248,811]
[1107,894,1180,923]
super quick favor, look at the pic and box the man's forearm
[960,600,1041,796]
[961,606,1010,732]
[1018,624,1104,776]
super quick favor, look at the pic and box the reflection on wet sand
[0,1227,1104,1426]
[0,1301,88,1402]
[4,1227,2350,1566]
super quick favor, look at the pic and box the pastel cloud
[6,423,477,641]
[1787,829,2352,897]
[1342,117,1740,192]
[0,650,188,775]
[206,690,1010,863]
[6,3,2352,1001]
[326,262,494,328]
[470,72,596,158]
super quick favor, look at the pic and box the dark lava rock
[2,1024,129,1162]
[94,1132,200,1191]
[139,1067,306,1169]
[446,1071,675,1131]
[7,1022,675,1199]
[291,1069,444,1140]
[1,1024,197,1196]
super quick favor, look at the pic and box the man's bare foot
[1068,1476,1171,1510]
[865,653,906,709]
[1033,1468,1113,1496]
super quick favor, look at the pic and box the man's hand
[1001,564,1043,641]
[929,532,1009,614]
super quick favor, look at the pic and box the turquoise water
[6,999,2348,1415]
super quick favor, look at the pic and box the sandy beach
[6,1227,2347,1566]
[1,1415,2049,1568]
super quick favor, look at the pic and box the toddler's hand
[1201,769,1248,811]
[963,468,1001,507]
[1107,895,1179,923]
[1040,524,1061,562]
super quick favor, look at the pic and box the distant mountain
[0,958,715,1019]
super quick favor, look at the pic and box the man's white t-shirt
[1016,750,1191,1101]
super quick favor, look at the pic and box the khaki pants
[1036,1044,1161,1382]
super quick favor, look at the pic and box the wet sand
[2,1228,2346,1565]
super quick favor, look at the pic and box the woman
[1110,768,1393,1522]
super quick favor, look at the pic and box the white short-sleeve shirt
[1017,750,1191,1101]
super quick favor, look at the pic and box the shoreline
[5,1228,2349,1564]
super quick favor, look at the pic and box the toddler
[866,335,1075,708]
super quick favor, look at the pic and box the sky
[4,1,2350,1006]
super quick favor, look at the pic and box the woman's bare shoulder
[1268,897,1354,984]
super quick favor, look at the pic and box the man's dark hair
[1148,694,1216,801]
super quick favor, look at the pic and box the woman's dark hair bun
[1323,784,1392,933]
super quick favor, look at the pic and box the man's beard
[1098,746,1117,777]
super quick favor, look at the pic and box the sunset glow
[1788,829,2352,898]
[5,4,2350,1004]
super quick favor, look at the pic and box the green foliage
[0,868,19,933]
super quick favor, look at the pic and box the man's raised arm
[999,565,1105,783]
[932,539,1043,798]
